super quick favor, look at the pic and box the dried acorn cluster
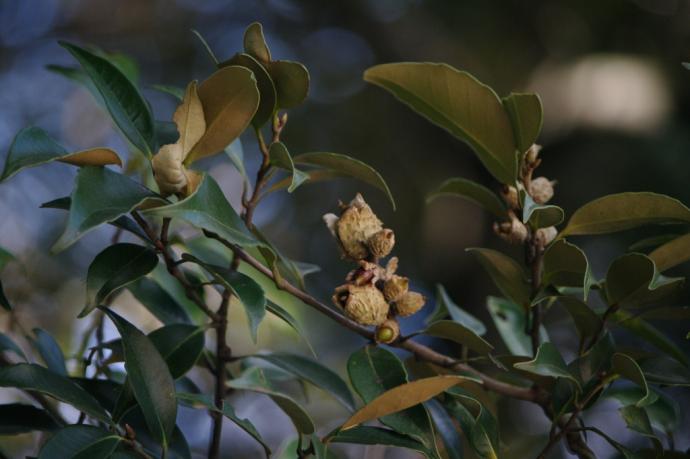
[494,144,558,246]
[324,194,425,344]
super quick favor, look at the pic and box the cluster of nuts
[493,144,557,247]
[324,194,425,343]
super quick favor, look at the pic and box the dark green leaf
[639,355,690,386]
[424,320,493,355]
[427,178,506,218]
[0,332,27,361]
[83,243,158,317]
[143,174,258,248]
[649,232,690,272]
[430,284,486,335]
[252,352,355,411]
[558,296,601,339]
[502,93,543,155]
[149,324,204,379]
[32,328,67,376]
[243,22,271,63]
[364,62,518,184]
[269,142,309,192]
[59,42,154,155]
[0,403,59,434]
[514,342,580,387]
[443,394,499,459]
[38,425,120,459]
[0,280,9,311]
[102,308,177,449]
[606,387,679,432]
[571,333,615,384]
[266,301,315,355]
[329,426,436,458]
[619,405,662,451]
[220,53,277,128]
[581,426,643,459]
[613,311,689,366]
[523,203,564,229]
[611,353,655,406]
[467,248,530,307]
[0,363,109,422]
[487,296,547,356]
[127,277,192,325]
[542,240,594,299]
[561,192,690,237]
[426,399,463,459]
[267,60,310,109]
[154,120,180,146]
[293,152,395,209]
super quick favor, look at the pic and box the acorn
[394,291,426,317]
[375,319,400,344]
[367,228,395,259]
[535,226,558,246]
[325,194,384,260]
[333,284,389,325]
[529,177,555,204]
[494,215,528,244]
[383,275,409,302]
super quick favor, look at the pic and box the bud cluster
[325,194,426,342]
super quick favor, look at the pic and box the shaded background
[1,0,690,457]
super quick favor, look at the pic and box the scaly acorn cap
[335,194,383,260]
[333,284,389,325]
[394,291,426,317]
[383,275,409,302]
[375,319,400,344]
[367,228,395,259]
[529,177,555,204]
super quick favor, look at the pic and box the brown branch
[208,288,231,459]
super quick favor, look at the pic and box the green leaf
[580,426,643,459]
[266,301,315,356]
[639,355,690,386]
[426,178,506,218]
[560,192,690,237]
[542,240,594,299]
[83,243,158,317]
[38,425,121,459]
[243,22,271,63]
[523,203,564,229]
[605,253,685,308]
[443,394,499,459]
[228,367,315,435]
[269,142,309,192]
[221,53,277,128]
[149,324,204,379]
[151,84,185,101]
[431,284,486,335]
[364,62,518,184]
[0,363,109,422]
[0,403,59,434]
[52,166,164,253]
[177,392,271,457]
[127,277,192,325]
[502,93,543,155]
[619,405,662,452]
[252,352,355,411]
[606,386,679,432]
[347,345,439,456]
[487,296,547,356]
[329,426,436,458]
[267,60,310,109]
[514,342,580,387]
[0,127,121,182]
[611,353,656,406]
[0,332,27,361]
[293,152,395,209]
[612,310,689,366]
[423,320,493,355]
[467,248,530,307]
[558,296,601,339]
[648,232,690,272]
[102,308,177,449]
[143,174,258,248]
[425,399,463,459]
[32,328,67,376]
[59,42,154,155]
[225,138,250,185]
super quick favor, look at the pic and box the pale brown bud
[493,216,528,244]
[394,291,426,317]
[525,144,542,165]
[383,275,409,302]
[535,226,558,246]
[333,284,389,325]
[333,194,383,260]
[375,319,400,344]
[529,177,555,204]
[503,186,519,210]
[367,229,395,259]
[384,257,399,278]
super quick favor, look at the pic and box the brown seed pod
[375,319,400,344]
[335,194,384,260]
[394,291,426,317]
[333,284,389,325]
[529,177,555,204]
[346,261,381,286]
[494,215,528,244]
[383,275,409,302]
[535,226,558,246]
[367,228,395,259]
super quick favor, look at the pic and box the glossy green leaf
[243,22,271,63]
[347,345,439,456]
[60,42,154,155]
[558,296,601,339]
[572,333,615,384]
[38,425,121,459]
[426,399,463,459]
[430,284,486,335]
[143,174,258,247]
[613,311,689,366]
[253,353,354,411]
[561,192,690,237]
[427,178,506,218]
[52,166,163,253]
[127,277,192,325]
[267,60,310,109]
[83,243,158,317]
[329,426,436,458]
[606,387,679,432]
[443,394,499,459]
[639,355,690,386]
[502,93,543,155]
[467,248,530,307]
[293,152,395,209]
[514,342,579,387]
[0,403,59,434]
[487,296,547,356]
[0,127,121,182]
[619,405,662,451]
[611,353,655,406]
[542,240,594,299]
[225,138,250,185]
[648,232,690,272]
[228,367,315,435]
[0,363,109,422]
[32,328,67,376]
[605,253,685,308]
[103,309,177,449]
[0,332,27,361]
[269,142,309,192]
[523,203,564,229]
[424,320,493,355]
[177,392,271,457]
[266,301,315,356]
[221,53,277,127]
[365,62,518,184]
[150,324,204,379]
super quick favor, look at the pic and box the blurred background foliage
[1,0,689,457]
